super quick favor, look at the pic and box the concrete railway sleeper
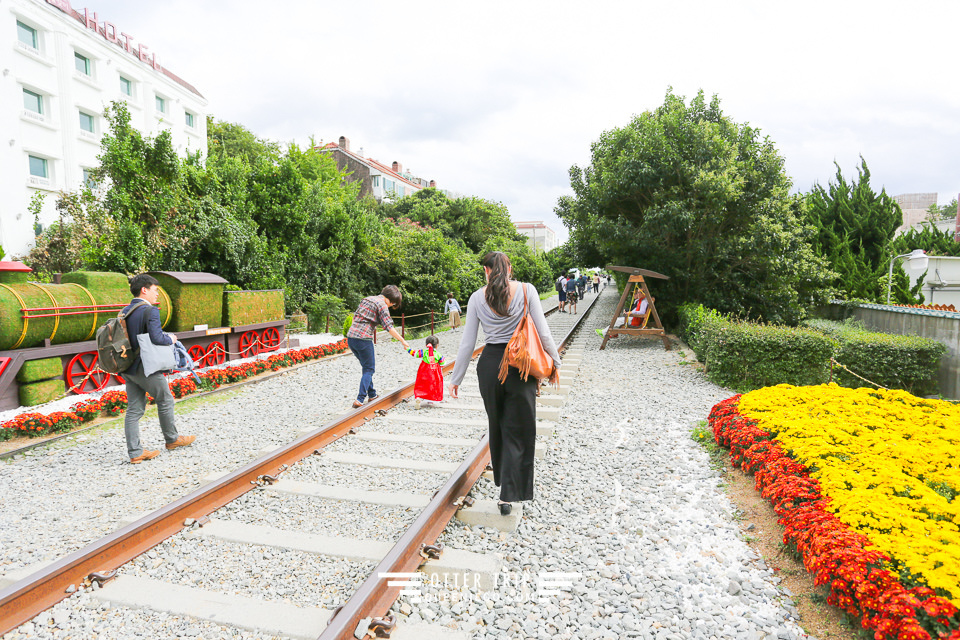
[0,288,604,640]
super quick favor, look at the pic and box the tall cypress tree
[805,158,903,301]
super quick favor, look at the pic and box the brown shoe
[165,435,196,451]
[130,450,161,464]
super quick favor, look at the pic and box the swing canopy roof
[606,266,670,280]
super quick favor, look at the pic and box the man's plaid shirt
[347,296,394,340]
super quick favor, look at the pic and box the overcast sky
[82,0,959,243]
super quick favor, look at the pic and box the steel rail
[0,296,577,636]
[317,290,603,640]
[0,349,476,634]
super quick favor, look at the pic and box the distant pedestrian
[593,274,600,293]
[577,274,586,300]
[556,274,568,312]
[565,276,579,314]
[449,252,561,515]
[445,292,462,330]
[346,285,410,409]
[122,274,195,464]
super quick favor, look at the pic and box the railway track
[0,288,605,640]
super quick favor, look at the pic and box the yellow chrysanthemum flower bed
[738,384,960,604]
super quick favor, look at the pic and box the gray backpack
[96,301,150,374]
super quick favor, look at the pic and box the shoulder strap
[119,300,151,320]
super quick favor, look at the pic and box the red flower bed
[708,395,960,640]
[0,340,349,440]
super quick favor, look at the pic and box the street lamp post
[886,249,929,304]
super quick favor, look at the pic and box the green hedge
[19,379,65,407]
[804,319,946,396]
[678,305,946,395]
[223,290,284,327]
[16,357,62,383]
[150,274,223,332]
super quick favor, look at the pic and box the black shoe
[498,501,512,516]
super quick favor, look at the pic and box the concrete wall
[826,303,960,399]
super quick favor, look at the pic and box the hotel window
[82,168,97,189]
[29,155,48,179]
[79,111,95,133]
[155,95,166,113]
[22,88,43,114]
[372,175,380,187]
[119,75,132,96]
[74,52,91,76]
[184,111,194,128]
[17,20,38,50]
[384,179,394,193]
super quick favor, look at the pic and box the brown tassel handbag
[498,283,559,385]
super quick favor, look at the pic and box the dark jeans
[347,337,377,403]
[477,343,538,502]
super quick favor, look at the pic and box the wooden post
[430,311,435,335]
[325,315,330,333]
[373,326,376,344]
[401,314,405,338]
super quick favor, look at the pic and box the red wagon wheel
[66,351,111,394]
[205,341,226,366]
[187,345,206,365]
[261,327,281,351]
[238,331,260,358]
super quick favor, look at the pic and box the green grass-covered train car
[0,263,294,411]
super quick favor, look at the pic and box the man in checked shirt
[346,285,410,408]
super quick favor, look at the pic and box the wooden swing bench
[600,265,671,351]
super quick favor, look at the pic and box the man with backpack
[122,274,195,464]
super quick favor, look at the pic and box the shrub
[677,304,725,360]
[47,411,81,433]
[99,390,128,416]
[305,293,350,334]
[71,400,102,422]
[342,313,354,337]
[704,320,834,391]
[805,319,946,396]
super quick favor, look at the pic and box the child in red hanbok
[408,336,444,409]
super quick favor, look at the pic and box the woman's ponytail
[482,251,512,316]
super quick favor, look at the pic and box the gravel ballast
[1,286,813,640]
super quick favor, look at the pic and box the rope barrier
[829,357,888,390]
[38,332,295,405]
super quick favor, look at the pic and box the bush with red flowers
[47,411,82,433]
[99,390,128,416]
[71,399,102,422]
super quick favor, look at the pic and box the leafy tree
[382,189,522,254]
[805,159,905,301]
[926,198,958,222]
[206,118,280,166]
[557,89,832,325]
[365,218,484,317]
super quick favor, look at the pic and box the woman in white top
[449,252,561,515]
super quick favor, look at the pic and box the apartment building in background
[514,220,557,253]
[1,0,208,257]
[319,136,445,202]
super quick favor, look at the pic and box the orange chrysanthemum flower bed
[708,393,960,640]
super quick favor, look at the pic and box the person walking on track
[448,252,561,515]
[122,274,195,464]
[346,285,410,409]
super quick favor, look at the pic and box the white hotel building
[1,0,207,258]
